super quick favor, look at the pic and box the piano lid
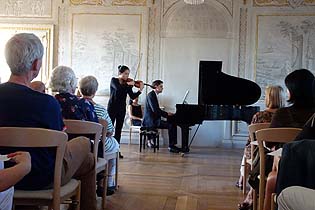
[198,61,261,105]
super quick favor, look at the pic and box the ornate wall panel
[70,0,104,5]
[255,14,315,89]
[238,8,247,78]
[0,0,52,18]
[253,0,315,8]
[71,13,143,95]
[70,0,146,6]
[217,0,233,16]
[112,0,146,6]
[164,4,229,38]
[163,0,233,16]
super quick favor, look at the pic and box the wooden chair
[0,127,81,210]
[245,123,271,209]
[63,120,108,210]
[255,127,302,210]
[99,119,119,191]
[129,119,141,144]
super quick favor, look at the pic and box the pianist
[142,80,180,153]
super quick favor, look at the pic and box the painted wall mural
[0,0,52,17]
[254,0,315,8]
[255,15,315,90]
[71,14,142,95]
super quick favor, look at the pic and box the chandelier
[184,0,204,5]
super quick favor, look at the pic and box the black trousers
[108,109,125,144]
[158,119,177,147]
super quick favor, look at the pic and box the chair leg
[153,135,156,153]
[139,132,142,152]
[115,153,119,190]
[253,189,257,210]
[143,134,146,150]
[243,160,247,195]
[102,166,108,210]
[129,127,132,144]
[157,133,159,150]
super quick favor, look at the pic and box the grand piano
[175,61,261,153]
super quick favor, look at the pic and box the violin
[123,78,154,89]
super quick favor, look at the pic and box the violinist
[107,65,144,158]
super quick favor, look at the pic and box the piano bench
[139,127,159,153]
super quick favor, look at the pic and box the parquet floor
[102,145,244,210]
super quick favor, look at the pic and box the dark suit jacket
[142,90,168,128]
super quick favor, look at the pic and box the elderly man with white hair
[0,33,97,210]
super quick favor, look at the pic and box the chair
[63,120,108,210]
[0,127,81,210]
[129,119,141,144]
[139,127,159,153]
[255,127,302,210]
[245,123,271,208]
[99,119,119,191]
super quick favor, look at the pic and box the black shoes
[96,186,115,197]
[168,145,181,153]
[119,152,124,159]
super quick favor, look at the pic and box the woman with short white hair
[79,75,119,196]
[49,66,98,122]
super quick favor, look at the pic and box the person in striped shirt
[79,76,119,196]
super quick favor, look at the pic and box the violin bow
[133,53,143,80]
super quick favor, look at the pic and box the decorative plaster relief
[0,0,52,17]
[112,0,146,6]
[216,0,233,16]
[253,0,315,8]
[70,0,105,5]
[238,8,247,78]
[165,4,229,38]
[255,15,315,90]
[163,0,232,16]
[71,14,142,95]
[163,0,179,15]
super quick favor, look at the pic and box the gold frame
[0,23,54,83]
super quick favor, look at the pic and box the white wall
[160,37,232,146]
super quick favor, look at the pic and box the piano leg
[180,125,190,153]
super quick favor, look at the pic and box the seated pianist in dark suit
[142,80,180,153]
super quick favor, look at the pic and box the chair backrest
[0,127,67,208]
[255,127,302,210]
[248,123,271,142]
[63,119,102,161]
[98,119,108,156]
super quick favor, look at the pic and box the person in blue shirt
[0,33,96,210]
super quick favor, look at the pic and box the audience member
[142,80,180,152]
[263,69,315,210]
[278,186,315,210]
[49,65,98,122]
[0,33,96,210]
[128,97,143,126]
[30,81,45,93]
[237,85,285,209]
[0,152,31,210]
[79,75,119,196]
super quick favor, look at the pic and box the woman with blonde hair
[237,85,285,210]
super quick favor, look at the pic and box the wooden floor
[101,145,244,210]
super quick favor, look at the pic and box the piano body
[175,61,261,152]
